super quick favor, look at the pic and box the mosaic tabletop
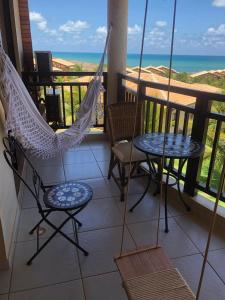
[44,182,93,209]
[134,133,204,159]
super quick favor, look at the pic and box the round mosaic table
[130,133,204,232]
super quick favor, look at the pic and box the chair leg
[120,165,127,202]
[107,151,114,180]
[27,210,88,265]
[65,211,83,227]
[29,211,51,235]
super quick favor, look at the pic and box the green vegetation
[165,72,225,193]
[172,72,225,93]
[144,72,225,201]
[71,64,84,72]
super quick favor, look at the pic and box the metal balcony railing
[23,71,107,131]
[118,73,225,201]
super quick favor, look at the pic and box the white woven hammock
[0,29,110,158]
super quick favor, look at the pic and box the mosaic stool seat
[44,181,93,210]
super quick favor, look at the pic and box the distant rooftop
[126,71,221,107]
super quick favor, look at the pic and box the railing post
[103,72,108,132]
[117,73,125,102]
[137,81,146,102]
[183,96,211,196]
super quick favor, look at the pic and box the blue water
[53,52,225,73]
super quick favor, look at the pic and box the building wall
[18,0,34,71]
[0,0,24,268]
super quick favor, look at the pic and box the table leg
[164,162,170,233]
[129,173,152,212]
[129,154,153,212]
[177,159,191,211]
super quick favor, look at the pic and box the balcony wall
[0,105,19,269]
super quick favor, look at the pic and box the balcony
[0,137,225,299]
[23,70,225,201]
[0,70,224,299]
[0,0,225,299]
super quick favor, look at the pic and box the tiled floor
[1,139,225,299]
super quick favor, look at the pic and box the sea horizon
[52,51,225,73]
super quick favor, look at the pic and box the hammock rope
[0,27,112,159]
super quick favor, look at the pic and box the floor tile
[92,148,110,162]
[16,208,73,242]
[175,214,225,252]
[78,227,135,277]
[11,236,80,292]
[83,178,120,199]
[97,161,116,177]
[21,188,40,209]
[128,218,199,259]
[10,280,84,300]
[128,177,151,195]
[77,197,123,232]
[0,268,11,294]
[115,193,166,224]
[0,295,8,300]
[208,248,225,283]
[167,191,191,217]
[173,254,225,300]
[84,272,127,300]
[105,177,150,196]
[89,141,110,149]
[64,162,102,181]
[63,150,95,164]
[65,143,90,152]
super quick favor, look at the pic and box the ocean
[53,52,225,73]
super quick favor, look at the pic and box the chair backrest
[107,102,144,145]
[3,135,45,212]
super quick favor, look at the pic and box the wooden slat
[115,246,172,282]
[125,268,195,300]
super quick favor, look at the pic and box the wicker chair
[107,102,157,201]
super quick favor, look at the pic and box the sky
[29,0,225,55]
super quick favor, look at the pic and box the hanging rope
[119,0,178,255]
[119,0,149,256]
[156,0,178,246]
[196,160,225,299]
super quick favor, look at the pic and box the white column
[107,0,128,105]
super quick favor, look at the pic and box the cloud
[29,11,57,36]
[128,24,141,35]
[29,12,44,23]
[29,11,47,31]
[212,0,225,7]
[96,26,107,35]
[207,24,225,35]
[59,20,89,33]
[155,21,167,27]
[201,24,225,48]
